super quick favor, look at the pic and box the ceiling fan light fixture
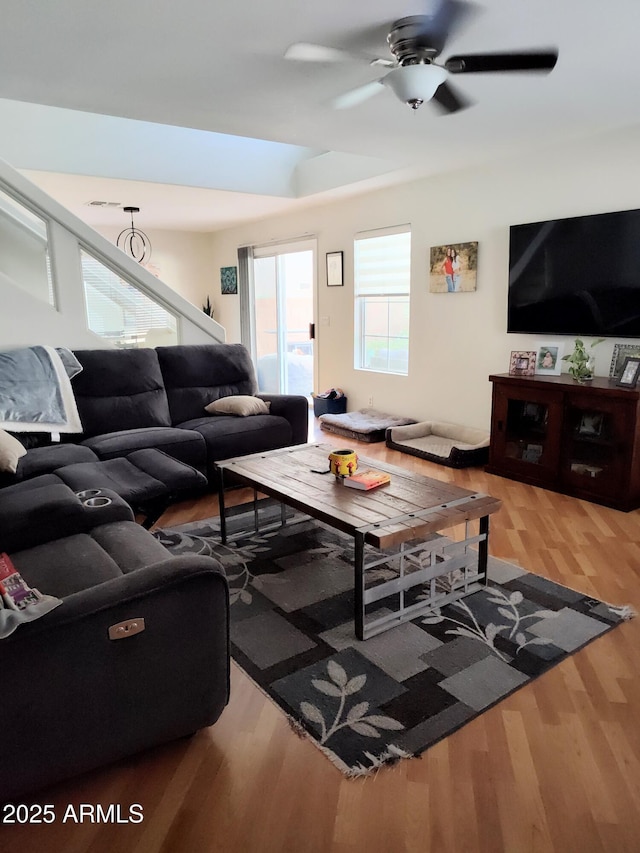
[383,63,448,109]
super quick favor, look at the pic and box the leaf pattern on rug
[420,587,559,661]
[300,660,404,745]
[154,529,287,606]
[154,513,632,776]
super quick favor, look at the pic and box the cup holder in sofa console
[75,489,101,500]
[83,496,113,508]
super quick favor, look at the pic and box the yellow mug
[328,449,358,478]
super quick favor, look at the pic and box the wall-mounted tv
[508,207,640,338]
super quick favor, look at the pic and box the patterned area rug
[154,506,632,776]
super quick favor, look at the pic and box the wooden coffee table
[215,443,502,639]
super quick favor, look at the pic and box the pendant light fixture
[117,206,152,264]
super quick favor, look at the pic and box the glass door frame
[250,237,318,396]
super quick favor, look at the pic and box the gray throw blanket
[0,346,82,432]
[0,594,63,638]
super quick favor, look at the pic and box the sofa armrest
[257,393,309,445]
[1,554,229,802]
[0,484,134,553]
[7,553,227,632]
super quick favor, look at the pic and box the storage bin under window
[313,396,347,417]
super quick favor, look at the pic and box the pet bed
[319,408,416,443]
[386,421,490,468]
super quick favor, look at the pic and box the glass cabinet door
[490,383,563,483]
[562,399,630,497]
[504,399,549,465]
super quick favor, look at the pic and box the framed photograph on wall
[535,342,563,376]
[326,251,344,287]
[429,241,478,293]
[509,350,536,376]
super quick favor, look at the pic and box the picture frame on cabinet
[616,357,640,388]
[509,350,536,376]
[609,344,640,379]
[535,342,563,375]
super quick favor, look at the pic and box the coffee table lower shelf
[216,480,491,640]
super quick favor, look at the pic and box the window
[0,187,55,308]
[354,226,411,375]
[81,249,178,348]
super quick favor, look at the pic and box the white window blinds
[81,250,177,348]
[354,226,411,296]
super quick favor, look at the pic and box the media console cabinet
[487,373,640,511]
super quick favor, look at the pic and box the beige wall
[208,126,640,430]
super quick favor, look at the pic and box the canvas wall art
[220,266,238,295]
[429,242,478,293]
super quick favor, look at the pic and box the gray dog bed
[386,421,490,467]
[319,408,416,443]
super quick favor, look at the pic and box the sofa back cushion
[71,349,172,437]
[156,344,258,425]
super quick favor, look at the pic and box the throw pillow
[0,429,27,474]
[205,396,271,417]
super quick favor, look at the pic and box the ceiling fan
[284,0,558,113]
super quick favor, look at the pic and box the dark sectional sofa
[0,342,308,800]
[4,343,309,491]
[67,343,309,475]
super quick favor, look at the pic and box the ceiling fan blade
[431,80,471,114]
[445,50,558,74]
[284,43,355,63]
[417,0,476,49]
[332,80,385,110]
[285,42,394,68]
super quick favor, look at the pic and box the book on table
[343,469,391,491]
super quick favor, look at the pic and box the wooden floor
[2,423,640,853]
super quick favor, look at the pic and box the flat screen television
[508,208,640,337]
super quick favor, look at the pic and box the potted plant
[202,296,214,318]
[562,337,604,383]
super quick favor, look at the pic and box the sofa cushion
[12,521,169,597]
[205,395,270,416]
[177,414,293,462]
[81,426,206,470]
[12,533,124,597]
[89,520,170,573]
[16,443,98,480]
[71,348,172,436]
[156,344,258,424]
[0,429,27,473]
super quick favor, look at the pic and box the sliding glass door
[252,239,316,396]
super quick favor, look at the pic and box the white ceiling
[0,0,638,231]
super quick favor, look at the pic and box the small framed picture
[509,350,536,376]
[326,251,344,287]
[616,357,640,388]
[220,266,238,295]
[578,412,604,437]
[535,342,563,376]
[609,344,640,378]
